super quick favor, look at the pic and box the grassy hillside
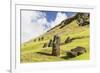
[21,14,90,63]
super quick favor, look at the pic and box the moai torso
[48,39,53,47]
[52,35,60,56]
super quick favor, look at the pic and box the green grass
[21,20,90,63]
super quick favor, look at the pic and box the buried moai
[65,36,72,44]
[52,35,61,56]
[66,46,86,58]
[48,39,53,47]
[43,43,48,48]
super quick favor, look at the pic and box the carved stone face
[53,35,60,44]
[52,35,61,56]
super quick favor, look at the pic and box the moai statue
[43,43,47,48]
[41,37,44,40]
[65,36,71,43]
[34,39,36,42]
[48,39,53,47]
[52,35,60,56]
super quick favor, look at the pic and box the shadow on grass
[36,52,52,56]
[60,36,89,45]
[61,56,73,60]
[36,52,75,60]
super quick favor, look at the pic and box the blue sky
[42,11,76,23]
[21,10,76,43]
[40,11,76,30]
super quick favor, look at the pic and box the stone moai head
[48,39,53,47]
[52,35,60,56]
[53,35,60,45]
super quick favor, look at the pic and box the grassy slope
[21,20,90,63]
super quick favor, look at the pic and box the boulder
[66,46,86,58]
[71,46,86,55]
[76,13,89,26]
[66,51,77,58]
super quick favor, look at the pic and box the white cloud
[21,11,68,43]
[21,11,48,43]
[49,12,68,27]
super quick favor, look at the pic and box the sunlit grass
[21,20,90,63]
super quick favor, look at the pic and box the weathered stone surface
[66,46,86,58]
[66,51,77,58]
[41,37,44,40]
[43,43,48,48]
[71,46,86,55]
[65,36,72,43]
[76,13,89,26]
[48,39,53,47]
[77,18,84,26]
[52,35,60,56]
